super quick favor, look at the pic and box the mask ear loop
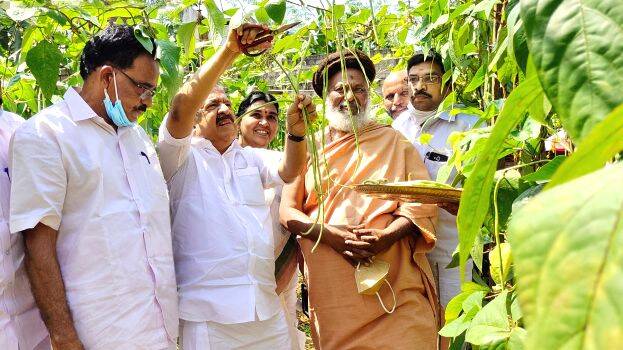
[375,280,397,314]
[112,70,119,102]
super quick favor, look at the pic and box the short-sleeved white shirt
[9,88,178,349]
[158,120,284,324]
[0,109,48,350]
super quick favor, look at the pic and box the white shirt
[9,88,178,349]
[393,106,481,306]
[255,149,290,256]
[158,122,284,324]
[0,110,48,350]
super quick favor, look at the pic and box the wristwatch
[287,132,305,142]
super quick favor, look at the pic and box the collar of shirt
[191,136,241,155]
[64,87,99,122]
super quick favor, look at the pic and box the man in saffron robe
[280,50,439,350]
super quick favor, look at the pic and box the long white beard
[325,101,371,132]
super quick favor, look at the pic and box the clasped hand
[324,224,398,265]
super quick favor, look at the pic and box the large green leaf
[177,21,197,55]
[509,163,623,349]
[25,40,62,100]
[156,40,181,99]
[456,76,542,278]
[547,104,623,189]
[520,0,623,142]
[265,0,286,25]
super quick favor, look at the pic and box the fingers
[358,235,380,243]
[346,224,365,232]
[344,239,372,250]
[352,228,379,237]
[239,23,269,45]
[343,248,374,262]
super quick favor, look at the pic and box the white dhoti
[180,310,295,350]
[280,273,305,350]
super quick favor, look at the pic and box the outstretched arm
[166,24,272,139]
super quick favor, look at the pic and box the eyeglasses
[408,74,442,86]
[115,69,157,100]
[332,85,369,96]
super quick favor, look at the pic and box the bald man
[382,71,410,119]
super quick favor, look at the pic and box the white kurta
[158,119,293,348]
[9,88,178,349]
[393,106,481,306]
[0,110,49,350]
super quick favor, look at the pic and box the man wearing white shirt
[0,104,49,350]
[392,51,481,308]
[158,24,316,349]
[9,25,178,349]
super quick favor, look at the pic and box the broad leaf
[156,40,181,98]
[509,163,623,349]
[465,290,511,345]
[25,40,62,100]
[457,76,542,278]
[521,155,566,183]
[205,0,227,35]
[547,104,623,189]
[489,242,512,285]
[177,21,197,54]
[265,0,286,25]
[520,0,623,142]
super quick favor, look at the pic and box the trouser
[180,310,295,350]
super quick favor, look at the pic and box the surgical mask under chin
[103,71,133,127]
[355,258,397,314]
[410,104,437,126]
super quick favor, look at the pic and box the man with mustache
[381,71,410,119]
[9,24,178,349]
[393,50,481,310]
[157,24,316,349]
[280,49,439,349]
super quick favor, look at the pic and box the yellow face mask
[355,259,396,314]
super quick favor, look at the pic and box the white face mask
[410,104,437,126]
[354,259,397,314]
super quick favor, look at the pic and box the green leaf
[546,104,623,189]
[440,313,470,338]
[25,40,62,100]
[521,156,566,183]
[177,21,197,54]
[464,65,485,93]
[205,0,226,35]
[156,40,181,98]
[509,163,623,348]
[456,76,542,279]
[265,0,286,25]
[489,242,512,285]
[134,26,154,55]
[521,0,623,142]
[465,290,511,345]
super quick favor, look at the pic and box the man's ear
[98,65,114,89]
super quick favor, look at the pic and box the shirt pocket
[235,166,265,206]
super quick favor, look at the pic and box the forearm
[167,46,239,138]
[387,215,418,240]
[278,138,307,183]
[24,223,81,347]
